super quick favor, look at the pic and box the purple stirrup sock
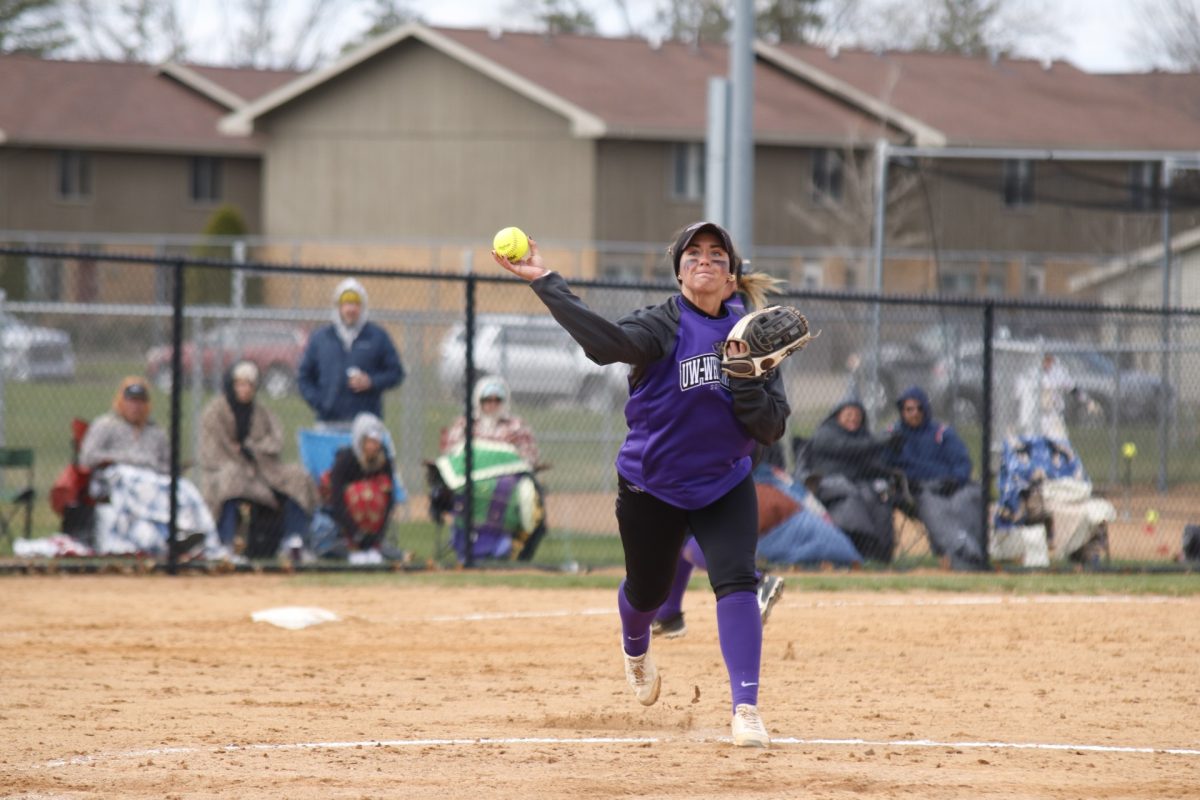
[618,579,658,657]
[716,591,763,710]
[655,555,694,622]
[682,536,707,571]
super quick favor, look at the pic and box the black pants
[615,473,759,612]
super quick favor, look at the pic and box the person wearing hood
[324,412,396,562]
[436,375,546,563]
[298,278,405,425]
[885,386,988,571]
[801,397,899,562]
[199,361,317,554]
[441,376,540,466]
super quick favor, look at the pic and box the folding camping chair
[296,427,408,507]
[296,427,408,553]
[0,446,35,545]
[424,437,549,566]
[49,417,95,543]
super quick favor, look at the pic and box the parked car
[438,314,629,412]
[0,310,76,382]
[849,320,989,412]
[930,341,1175,428]
[146,322,308,399]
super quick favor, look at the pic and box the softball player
[494,221,790,747]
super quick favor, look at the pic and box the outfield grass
[281,567,1200,595]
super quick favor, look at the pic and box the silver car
[0,311,76,382]
[438,314,629,412]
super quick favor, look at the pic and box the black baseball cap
[669,221,740,280]
[123,383,149,400]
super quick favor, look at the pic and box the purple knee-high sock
[682,536,707,570]
[654,556,694,622]
[716,590,763,710]
[618,579,658,657]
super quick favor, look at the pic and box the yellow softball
[1146,509,1159,524]
[1122,442,1137,460]
[493,226,530,262]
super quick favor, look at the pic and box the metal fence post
[167,259,185,575]
[981,301,994,554]
[462,271,477,567]
[0,289,6,450]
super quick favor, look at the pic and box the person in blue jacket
[298,278,405,426]
[494,221,790,749]
[886,385,988,571]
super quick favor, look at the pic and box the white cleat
[623,649,661,706]
[731,703,770,748]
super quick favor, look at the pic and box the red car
[146,322,309,399]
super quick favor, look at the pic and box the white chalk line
[38,734,1200,769]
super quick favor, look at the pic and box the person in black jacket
[800,398,899,562]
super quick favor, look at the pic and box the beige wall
[0,147,262,234]
[257,40,596,243]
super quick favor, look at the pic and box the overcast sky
[178,0,1146,74]
[409,0,1143,72]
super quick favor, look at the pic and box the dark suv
[850,321,984,412]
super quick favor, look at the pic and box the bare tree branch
[1130,0,1200,71]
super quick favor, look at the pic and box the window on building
[671,142,705,201]
[190,156,223,203]
[1002,159,1033,208]
[939,272,975,295]
[812,149,844,202]
[27,257,63,300]
[56,151,91,201]
[984,263,1007,296]
[801,261,824,289]
[1024,263,1045,295]
[1130,161,1161,211]
[598,261,642,282]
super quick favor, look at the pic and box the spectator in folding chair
[993,435,1113,566]
[441,376,540,467]
[308,412,403,564]
[79,376,220,558]
[439,376,547,563]
[198,361,317,559]
[800,397,901,563]
[885,386,989,571]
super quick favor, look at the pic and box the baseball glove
[721,305,817,379]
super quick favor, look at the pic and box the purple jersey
[615,297,754,509]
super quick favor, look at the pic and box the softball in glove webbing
[721,305,817,378]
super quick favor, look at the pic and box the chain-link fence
[0,246,1197,571]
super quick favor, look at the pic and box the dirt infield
[3,575,1199,799]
